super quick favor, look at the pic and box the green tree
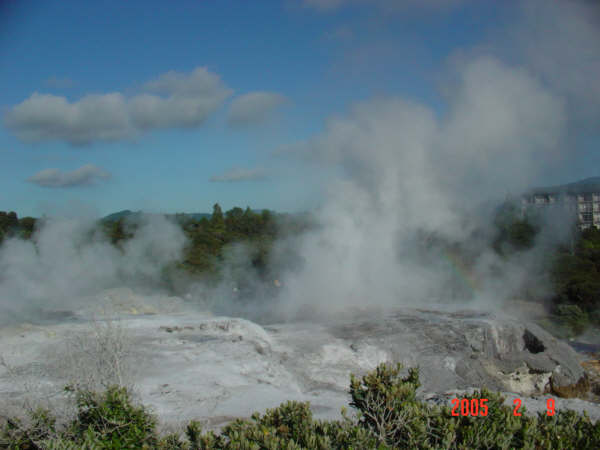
[493,201,538,254]
[19,217,37,239]
[0,211,19,234]
[225,207,244,221]
[260,209,276,236]
[550,226,600,332]
[225,207,245,236]
[210,203,225,230]
[107,218,134,246]
[241,207,261,236]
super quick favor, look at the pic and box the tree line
[101,204,312,294]
[0,211,37,242]
[2,201,599,334]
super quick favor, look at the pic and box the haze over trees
[1,197,599,335]
[0,211,36,242]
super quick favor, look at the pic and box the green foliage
[490,199,600,334]
[104,218,136,247]
[550,227,600,333]
[64,385,158,448]
[493,200,538,254]
[553,304,590,335]
[175,205,292,294]
[0,408,55,449]
[184,420,203,447]
[202,401,378,449]
[1,205,307,299]
[450,390,532,449]
[18,217,36,239]
[210,203,224,231]
[0,211,19,232]
[349,363,429,447]
[2,364,599,449]
[0,211,37,243]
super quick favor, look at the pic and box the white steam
[0,214,186,324]
[0,0,595,324]
[275,52,572,317]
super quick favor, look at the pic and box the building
[521,177,600,230]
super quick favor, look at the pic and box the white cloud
[5,93,132,146]
[143,67,228,97]
[209,167,268,182]
[227,92,287,126]
[4,67,232,146]
[27,164,111,188]
[130,67,232,130]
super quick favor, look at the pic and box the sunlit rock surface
[0,290,598,428]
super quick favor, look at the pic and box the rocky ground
[0,288,599,430]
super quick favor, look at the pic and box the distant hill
[101,210,213,223]
[101,210,268,223]
[183,213,212,221]
[101,210,137,222]
[530,177,600,195]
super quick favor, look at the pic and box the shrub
[63,385,158,448]
[2,363,599,449]
[554,304,590,335]
[0,407,55,449]
[349,363,435,447]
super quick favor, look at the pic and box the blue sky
[0,0,598,217]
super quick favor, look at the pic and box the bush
[64,385,158,448]
[551,228,600,321]
[553,304,590,335]
[2,363,599,449]
[0,408,56,449]
[349,363,435,447]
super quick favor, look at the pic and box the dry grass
[62,316,136,392]
[0,315,137,444]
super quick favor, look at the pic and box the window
[581,203,593,212]
[582,212,593,222]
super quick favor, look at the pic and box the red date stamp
[450,398,556,416]
[451,398,488,416]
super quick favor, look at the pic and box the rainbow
[443,248,480,297]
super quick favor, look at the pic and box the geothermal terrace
[1,287,599,429]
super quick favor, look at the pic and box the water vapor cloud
[228,92,287,126]
[0,214,187,324]
[276,52,568,316]
[27,164,111,188]
[4,68,232,146]
[513,0,600,128]
[1,0,597,326]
